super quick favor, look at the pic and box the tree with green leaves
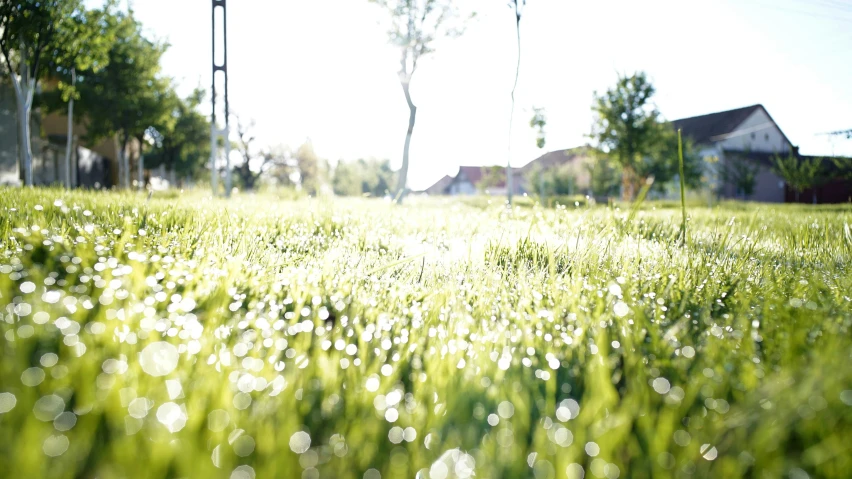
[530,107,546,149]
[638,125,702,193]
[773,152,825,203]
[74,10,170,189]
[332,158,397,197]
[370,0,472,204]
[295,140,327,196]
[331,160,362,197]
[0,0,91,185]
[831,157,852,180]
[720,157,760,199]
[528,106,547,198]
[526,163,576,198]
[229,115,292,191]
[590,72,696,200]
[48,1,117,188]
[586,154,621,198]
[478,165,505,193]
[146,88,211,186]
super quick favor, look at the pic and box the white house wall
[449,181,477,195]
[751,165,786,203]
[718,109,791,153]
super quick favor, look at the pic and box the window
[764,133,769,141]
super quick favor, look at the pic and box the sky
[103,0,852,190]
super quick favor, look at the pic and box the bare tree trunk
[113,135,122,188]
[2,40,40,186]
[52,147,59,184]
[124,140,131,189]
[507,3,522,206]
[395,80,417,205]
[621,166,636,202]
[115,135,130,189]
[138,154,145,190]
[10,63,35,186]
[64,68,76,188]
[15,96,33,186]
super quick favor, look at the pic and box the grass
[0,188,851,479]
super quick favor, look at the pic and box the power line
[818,129,852,139]
[747,0,852,23]
[790,0,852,14]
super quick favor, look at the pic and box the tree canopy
[73,9,171,187]
[0,0,104,184]
[332,158,397,197]
[145,88,211,181]
[530,107,546,149]
[590,72,700,199]
[773,152,825,202]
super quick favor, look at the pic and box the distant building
[519,147,594,193]
[422,175,453,195]
[423,147,593,196]
[422,105,850,202]
[442,166,522,196]
[672,104,850,203]
[1,81,124,188]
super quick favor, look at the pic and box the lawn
[0,189,850,479]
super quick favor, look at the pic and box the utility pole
[211,0,232,197]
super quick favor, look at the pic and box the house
[423,105,849,202]
[425,147,594,196]
[422,175,453,195]
[672,104,850,203]
[444,165,525,196]
[1,81,121,188]
[520,147,594,193]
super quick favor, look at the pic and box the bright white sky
[103,0,852,190]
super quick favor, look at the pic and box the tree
[146,88,211,185]
[586,153,621,198]
[773,152,825,203]
[591,72,671,200]
[332,158,397,197]
[74,10,170,189]
[262,146,296,189]
[528,106,547,198]
[47,1,116,188]
[479,165,505,193]
[331,160,362,197]
[831,157,852,180]
[530,107,546,149]
[295,140,326,196]
[0,0,86,185]
[505,0,527,206]
[370,0,471,203]
[638,125,703,193]
[720,156,760,199]
[229,115,290,191]
[527,163,576,198]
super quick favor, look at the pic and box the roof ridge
[671,105,769,146]
[671,104,762,123]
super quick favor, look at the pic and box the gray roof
[671,105,763,145]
